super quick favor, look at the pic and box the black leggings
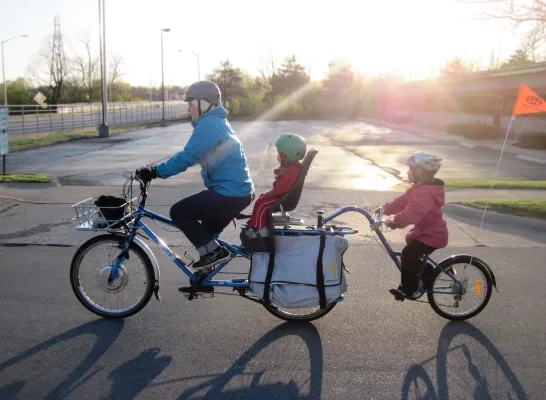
[400,240,437,294]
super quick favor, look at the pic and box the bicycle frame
[111,205,253,289]
[323,207,464,295]
[107,191,462,296]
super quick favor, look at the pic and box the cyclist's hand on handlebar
[135,166,157,182]
[384,219,397,229]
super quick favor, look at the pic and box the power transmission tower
[50,15,68,106]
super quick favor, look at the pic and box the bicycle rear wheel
[70,234,155,319]
[263,300,338,322]
[427,255,493,321]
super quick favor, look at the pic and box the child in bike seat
[244,133,306,239]
[380,151,448,302]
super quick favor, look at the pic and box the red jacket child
[248,160,301,231]
[247,133,307,235]
[383,181,448,249]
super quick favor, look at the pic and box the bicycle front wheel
[70,234,156,319]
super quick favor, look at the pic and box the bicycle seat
[272,212,305,226]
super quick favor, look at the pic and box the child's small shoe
[389,287,407,302]
[389,285,421,302]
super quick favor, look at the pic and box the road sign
[0,108,8,156]
[33,92,46,106]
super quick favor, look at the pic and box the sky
[0,0,527,88]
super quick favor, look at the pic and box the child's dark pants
[400,239,437,294]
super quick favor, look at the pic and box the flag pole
[474,113,516,243]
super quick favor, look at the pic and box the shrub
[446,122,498,139]
[516,132,546,149]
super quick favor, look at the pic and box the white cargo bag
[249,234,349,308]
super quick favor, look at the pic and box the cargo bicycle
[69,171,496,322]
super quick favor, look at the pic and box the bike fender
[440,254,498,292]
[133,236,160,291]
[472,256,498,292]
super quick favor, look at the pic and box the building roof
[397,62,546,95]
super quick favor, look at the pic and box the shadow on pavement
[0,318,124,399]
[107,347,172,400]
[401,321,528,400]
[163,321,324,400]
[0,380,25,399]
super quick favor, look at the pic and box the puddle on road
[300,144,406,191]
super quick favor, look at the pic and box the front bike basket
[71,195,137,231]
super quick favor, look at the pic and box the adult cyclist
[135,81,255,270]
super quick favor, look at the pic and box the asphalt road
[0,238,544,399]
[1,120,546,399]
[327,122,546,182]
[5,119,546,187]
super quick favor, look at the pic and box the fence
[2,101,190,137]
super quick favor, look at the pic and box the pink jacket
[382,179,448,249]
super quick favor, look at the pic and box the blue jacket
[155,106,255,198]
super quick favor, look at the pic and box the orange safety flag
[513,83,546,116]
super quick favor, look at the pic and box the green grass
[445,180,546,190]
[0,173,50,183]
[9,130,98,149]
[9,125,144,150]
[460,200,546,219]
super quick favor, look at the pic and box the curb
[444,203,546,232]
[516,154,546,165]
[458,141,476,149]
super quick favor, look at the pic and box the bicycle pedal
[179,286,215,293]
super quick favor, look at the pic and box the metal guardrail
[3,101,190,136]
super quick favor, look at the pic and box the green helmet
[275,133,307,161]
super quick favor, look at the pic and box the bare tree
[256,51,277,82]
[109,53,125,87]
[466,57,484,72]
[440,56,483,77]
[461,0,546,56]
[72,36,100,101]
[521,25,545,60]
[108,53,125,101]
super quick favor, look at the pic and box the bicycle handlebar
[370,207,384,230]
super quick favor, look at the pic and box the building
[377,62,546,137]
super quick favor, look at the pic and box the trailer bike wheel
[427,255,493,321]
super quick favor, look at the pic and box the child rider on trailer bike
[379,151,449,302]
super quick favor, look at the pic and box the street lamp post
[1,34,28,106]
[160,28,170,127]
[98,0,109,138]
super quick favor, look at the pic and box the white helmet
[405,151,442,172]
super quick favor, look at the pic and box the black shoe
[193,246,231,270]
[389,288,407,302]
